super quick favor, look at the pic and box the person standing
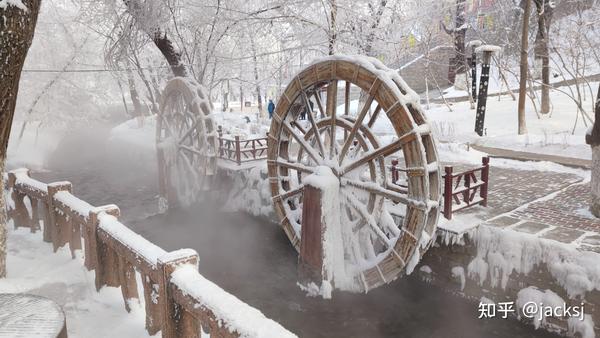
[268,99,275,119]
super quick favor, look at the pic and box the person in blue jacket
[268,99,275,119]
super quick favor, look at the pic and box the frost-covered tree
[587,85,600,217]
[0,0,42,277]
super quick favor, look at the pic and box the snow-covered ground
[427,83,597,161]
[0,226,151,337]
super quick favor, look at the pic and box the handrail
[442,157,490,220]
[5,168,297,338]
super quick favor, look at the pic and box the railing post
[481,156,490,207]
[87,205,120,290]
[443,166,453,220]
[157,249,199,338]
[47,181,72,252]
[391,159,399,184]
[7,170,29,230]
[217,125,223,157]
[235,135,241,165]
[464,170,471,203]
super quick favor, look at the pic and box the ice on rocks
[469,225,600,298]
[516,287,565,329]
[568,314,596,338]
[451,266,466,291]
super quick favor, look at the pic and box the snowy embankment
[426,82,597,161]
[466,225,598,336]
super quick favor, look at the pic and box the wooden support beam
[157,249,199,338]
[47,182,72,252]
[88,205,120,291]
[299,185,324,283]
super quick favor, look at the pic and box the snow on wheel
[267,56,441,292]
[157,77,217,210]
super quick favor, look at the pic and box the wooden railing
[442,157,490,220]
[217,126,268,165]
[5,168,296,338]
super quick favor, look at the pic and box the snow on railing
[442,157,490,220]
[6,168,297,338]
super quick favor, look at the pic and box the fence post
[391,159,399,184]
[235,135,241,165]
[7,170,29,230]
[443,166,453,220]
[87,205,120,290]
[464,170,471,203]
[157,249,199,338]
[481,156,490,207]
[47,182,72,252]
[217,125,223,157]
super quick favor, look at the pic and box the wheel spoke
[180,144,206,156]
[326,81,338,160]
[366,104,382,129]
[338,94,375,165]
[342,190,392,249]
[178,115,203,145]
[312,91,326,118]
[340,131,416,175]
[270,159,315,174]
[278,185,304,200]
[283,121,322,164]
[301,91,326,159]
[341,178,412,206]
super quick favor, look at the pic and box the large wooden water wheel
[267,56,441,292]
[157,77,218,210]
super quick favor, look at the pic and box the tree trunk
[453,0,467,75]
[534,0,553,115]
[251,38,262,114]
[589,85,600,217]
[328,0,337,55]
[0,0,42,277]
[123,0,187,77]
[518,0,531,135]
[441,0,467,84]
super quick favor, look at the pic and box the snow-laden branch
[0,0,27,11]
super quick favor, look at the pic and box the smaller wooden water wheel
[157,77,218,210]
[267,56,441,292]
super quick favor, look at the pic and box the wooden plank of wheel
[267,56,442,292]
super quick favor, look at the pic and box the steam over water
[16,125,561,338]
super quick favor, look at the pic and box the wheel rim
[267,56,441,291]
[157,77,217,209]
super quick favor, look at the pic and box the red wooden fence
[217,126,268,165]
[443,157,490,220]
